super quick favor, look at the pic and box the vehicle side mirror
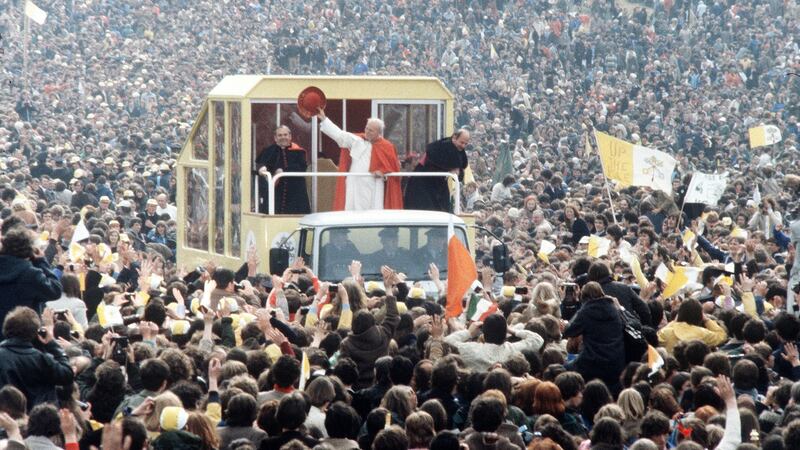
[269,248,289,275]
[492,244,512,273]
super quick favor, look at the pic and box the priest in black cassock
[403,129,471,212]
[255,126,311,214]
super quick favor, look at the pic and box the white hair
[366,118,385,135]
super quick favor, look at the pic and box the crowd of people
[2,0,800,449]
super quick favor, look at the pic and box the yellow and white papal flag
[25,1,47,25]
[655,263,701,298]
[538,240,556,264]
[647,345,664,375]
[748,125,782,148]
[587,235,611,258]
[595,131,677,194]
[684,172,728,205]
[299,351,311,391]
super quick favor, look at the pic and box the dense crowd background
[2,0,800,449]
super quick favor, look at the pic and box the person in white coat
[45,273,88,329]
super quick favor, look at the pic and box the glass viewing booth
[176,75,470,273]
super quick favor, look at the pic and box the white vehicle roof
[299,209,466,228]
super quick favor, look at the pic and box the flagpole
[22,4,30,95]
[675,174,690,232]
[592,130,619,225]
[676,197,687,232]
[604,170,619,225]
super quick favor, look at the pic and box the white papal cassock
[320,118,384,211]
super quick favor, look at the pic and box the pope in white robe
[317,108,404,211]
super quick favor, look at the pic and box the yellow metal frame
[177,75,460,272]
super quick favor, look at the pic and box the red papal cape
[333,135,404,210]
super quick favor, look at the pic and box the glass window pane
[279,103,312,157]
[317,226,466,282]
[438,103,445,137]
[229,102,242,257]
[410,104,430,155]
[430,104,440,140]
[192,107,209,160]
[317,99,344,162]
[213,101,225,254]
[185,168,209,250]
[381,104,409,155]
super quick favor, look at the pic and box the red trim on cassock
[333,135,403,210]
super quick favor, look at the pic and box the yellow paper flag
[661,266,701,298]
[587,235,611,258]
[69,242,86,263]
[538,240,556,264]
[647,345,664,375]
[98,243,113,265]
[630,255,649,288]
[595,131,677,194]
[97,302,123,328]
[682,229,696,250]
[748,125,782,148]
[731,227,749,239]
[596,131,634,185]
[299,351,311,391]
[661,268,690,299]
[134,291,151,307]
[264,344,282,363]
[463,165,475,185]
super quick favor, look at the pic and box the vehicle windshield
[317,225,468,282]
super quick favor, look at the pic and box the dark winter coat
[339,296,399,389]
[569,217,591,246]
[597,277,652,326]
[562,296,626,387]
[403,137,468,212]
[0,338,74,410]
[0,255,62,339]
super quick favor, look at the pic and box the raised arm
[318,107,358,148]
[509,325,544,353]
[714,375,741,450]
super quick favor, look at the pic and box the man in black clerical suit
[255,126,311,214]
[403,129,471,212]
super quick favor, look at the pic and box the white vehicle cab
[270,210,474,294]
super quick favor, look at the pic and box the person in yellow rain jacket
[658,298,727,353]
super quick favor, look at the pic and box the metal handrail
[265,171,461,215]
[254,171,273,214]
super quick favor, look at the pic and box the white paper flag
[684,172,728,205]
[25,1,47,25]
